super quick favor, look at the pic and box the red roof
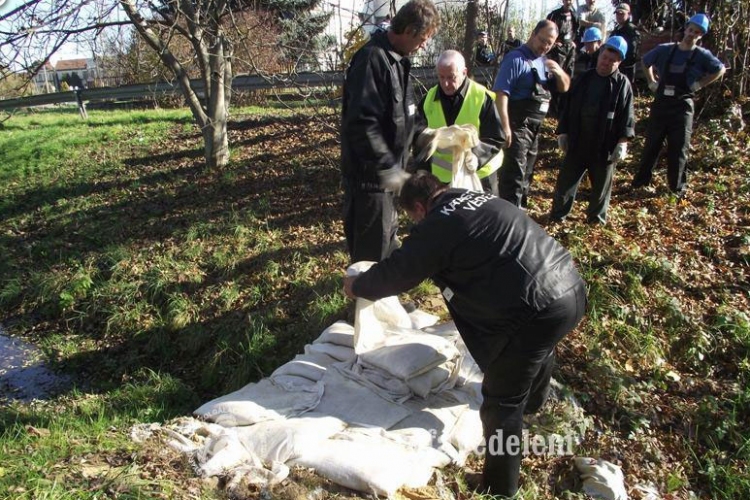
[55,58,88,71]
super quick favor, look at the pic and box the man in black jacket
[341,0,440,263]
[550,36,634,225]
[344,171,587,498]
[546,0,579,77]
[610,3,640,85]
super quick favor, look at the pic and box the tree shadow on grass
[1,114,349,403]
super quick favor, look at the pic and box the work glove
[609,142,628,163]
[690,81,702,93]
[557,134,569,153]
[648,81,659,93]
[464,153,479,172]
[379,166,410,193]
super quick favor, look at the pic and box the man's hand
[502,123,512,149]
[609,142,628,162]
[648,80,659,93]
[544,59,564,75]
[379,167,410,193]
[557,134,569,153]
[343,275,358,299]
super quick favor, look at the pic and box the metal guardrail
[0,67,497,112]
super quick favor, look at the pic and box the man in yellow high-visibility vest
[417,50,506,195]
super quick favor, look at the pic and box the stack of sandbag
[336,327,461,402]
[182,281,486,496]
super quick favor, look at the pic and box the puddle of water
[0,329,73,403]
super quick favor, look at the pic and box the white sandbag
[226,462,289,490]
[234,414,346,464]
[347,262,386,353]
[347,262,411,353]
[409,309,441,330]
[270,374,318,391]
[271,351,336,383]
[447,405,484,466]
[197,427,264,477]
[372,297,412,329]
[312,321,355,348]
[359,330,460,380]
[304,342,355,362]
[335,360,412,403]
[453,336,483,399]
[313,370,411,429]
[291,430,450,496]
[422,320,461,339]
[194,378,323,427]
[353,297,386,352]
[574,457,629,500]
[394,392,464,423]
[406,359,459,398]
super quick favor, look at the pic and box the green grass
[1,102,749,499]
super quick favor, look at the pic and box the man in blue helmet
[576,26,602,74]
[549,36,634,225]
[630,13,725,195]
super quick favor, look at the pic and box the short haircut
[436,50,465,70]
[532,19,558,36]
[391,0,441,37]
[399,171,444,212]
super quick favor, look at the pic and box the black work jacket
[547,7,579,44]
[341,32,416,189]
[352,189,582,370]
[610,21,641,67]
[558,68,635,162]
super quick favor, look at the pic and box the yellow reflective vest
[422,80,504,183]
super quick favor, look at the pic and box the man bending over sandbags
[343,171,586,498]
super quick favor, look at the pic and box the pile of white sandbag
[163,264,485,496]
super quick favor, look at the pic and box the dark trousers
[547,43,575,119]
[620,65,636,86]
[498,118,542,208]
[550,145,615,224]
[632,97,694,194]
[481,171,500,196]
[480,280,587,497]
[343,182,399,263]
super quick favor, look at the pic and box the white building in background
[32,58,98,93]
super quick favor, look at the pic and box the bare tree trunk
[463,0,479,76]
[204,35,231,169]
[120,0,232,168]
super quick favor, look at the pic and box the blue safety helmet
[582,27,603,43]
[604,35,628,60]
[688,13,710,34]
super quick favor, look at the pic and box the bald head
[436,50,468,96]
[437,50,466,71]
